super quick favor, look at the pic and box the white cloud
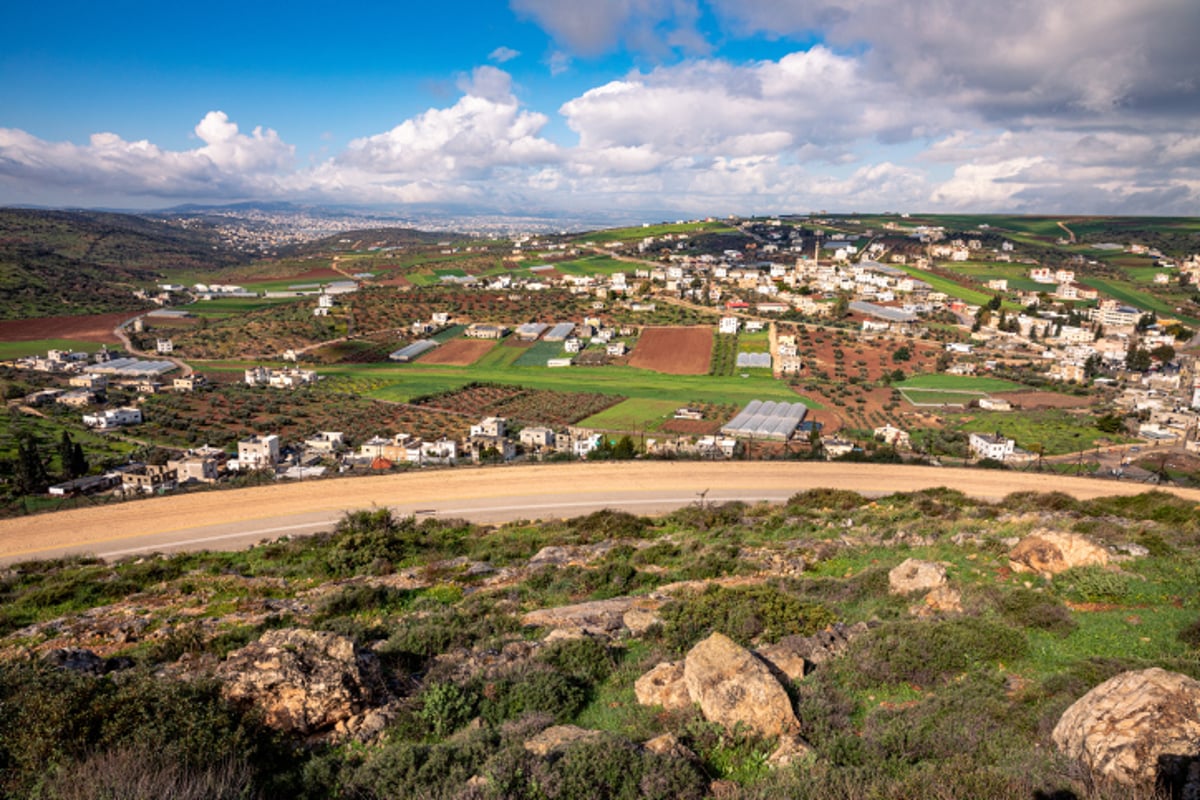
[510,0,705,57]
[488,46,521,63]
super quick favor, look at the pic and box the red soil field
[418,339,495,365]
[991,391,1094,409]
[0,312,133,343]
[628,326,713,375]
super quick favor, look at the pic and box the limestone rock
[523,725,603,757]
[888,558,948,595]
[767,733,812,768]
[217,629,383,736]
[1009,530,1109,576]
[755,622,869,681]
[683,632,798,738]
[910,584,963,617]
[521,595,665,637]
[643,732,697,761]
[635,661,692,710]
[622,606,662,636]
[1052,668,1200,793]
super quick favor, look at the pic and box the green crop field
[951,409,1130,456]
[0,339,106,359]
[897,374,1025,392]
[892,265,998,306]
[899,389,987,406]
[320,360,817,408]
[187,296,303,317]
[577,221,734,243]
[575,398,682,431]
[553,254,630,275]
[430,324,467,343]
[512,339,567,366]
[1080,277,1200,326]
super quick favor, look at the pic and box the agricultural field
[411,382,623,426]
[574,220,734,242]
[1080,277,1200,326]
[0,339,107,360]
[418,339,494,366]
[897,374,1026,392]
[628,326,713,375]
[0,312,132,344]
[552,254,630,275]
[513,340,568,367]
[900,388,990,407]
[949,409,1132,456]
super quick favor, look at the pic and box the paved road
[2,462,1198,565]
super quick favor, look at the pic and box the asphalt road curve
[2,462,1197,565]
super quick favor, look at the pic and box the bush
[477,665,589,726]
[537,637,616,686]
[1179,616,1200,649]
[660,584,835,652]
[997,589,1077,636]
[419,682,479,738]
[848,617,1029,688]
[787,488,866,511]
[1053,566,1133,604]
[567,509,649,542]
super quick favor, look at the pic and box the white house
[82,407,142,429]
[968,432,1015,461]
[237,435,280,470]
[719,317,740,335]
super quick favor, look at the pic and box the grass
[951,409,1130,455]
[575,398,683,431]
[1079,277,1200,326]
[892,264,999,306]
[553,254,632,275]
[511,339,568,367]
[575,221,735,243]
[897,374,1025,392]
[187,297,304,317]
[0,339,106,359]
[901,389,988,406]
[317,360,817,407]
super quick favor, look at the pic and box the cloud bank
[1,0,1197,214]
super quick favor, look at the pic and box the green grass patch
[553,254,631,275]
[900,389,987,406]
[1079,277,1200,326]
[0,339,106,359]
[892,265,998,306]
[576,398,682,431]
[430,324,467,343]
[187,296,303,317]
[897,374,1024,392]
[951,409,1131,455]
[512,339,567,367]
[576,221,735,243]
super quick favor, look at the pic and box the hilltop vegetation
[0,209,247,319]
[1,489,1197,798]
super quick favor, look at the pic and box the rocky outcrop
[1052,668,1200,794]
[217,629,384,736]
[42,647,132,675]
[643,732,697,761]
[521,595,666,637]
[634,661,691,710]
[888,558,947,595]
[910,584,963,618]
[524,725,604,756]
[683,632,798,739]
[1009,530,1109,576]
[754,622,869,681]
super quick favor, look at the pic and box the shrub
[660,584,835,652]
[537,637,616,686]
[787,488,865,511]
[419,682,479,738]
[1179,616,1200,649]
[997,589,1077,636]
[1053,566,1133,604]
[848,617,1029,688]
[477,665,589,725]
[567,509,649,542]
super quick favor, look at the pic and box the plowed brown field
[419,339,495,365]
[0,312,131,343]
[628,326,712,374]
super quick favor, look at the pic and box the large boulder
[1009,530,1109,576]
[888,558,948,595]
[217,629,383,735]
[1052,668,1200,794]
[635,661,692,710]
[683,632,798,738]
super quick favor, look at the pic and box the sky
[1,0,1198,216]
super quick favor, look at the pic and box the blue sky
[2,0,1198,215]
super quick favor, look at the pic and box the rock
[1113,542,1150,558]
[623,606,662,636]
[910,584,963,617]
[767,733,812,768]
[643,732,697,761]
[635,661,692,711]
[888,558,948,595]
[683,632,798,738]
[217,629,383,736]
[1052,668,1200,794]
[43,648,105,674]
[523,725,603,757]
[755,622,869,681]
[528,546,575,567]
[1009,530,1109,576]
[521,596,665,637]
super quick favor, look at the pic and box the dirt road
[2,463,1197,564]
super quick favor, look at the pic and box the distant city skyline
[2,0,1197,215]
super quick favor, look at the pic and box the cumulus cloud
[0,111,293,201]
[488,46,521,63]
[336,66,559,181]
[510,0,706,57]
[708,0,1200,125]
